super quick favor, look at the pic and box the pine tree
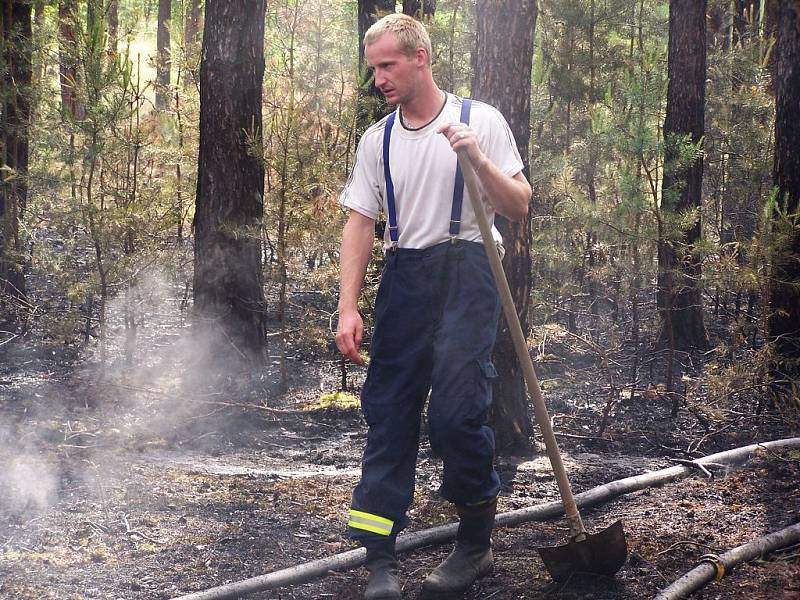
[193,0,268,359]
[768,0,800,373]
[473,0,537,455]
[0,0,33,308]
[657,0,709,351]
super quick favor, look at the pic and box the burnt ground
[1,290,799,600]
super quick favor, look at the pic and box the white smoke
[0,453,59,512]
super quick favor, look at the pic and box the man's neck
[400,84,445,129]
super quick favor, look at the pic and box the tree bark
[356,0,396,134]
[657,0,709,351]
[764,0,781,84]
[58,0,83,119]
[768,0,800,373]
[107,0,118,55]
[472,0,537,456]
[0,0,32,306]
[184,0,202,65]
[193,0,268,360]
[402,0,435,19]
[155,0,171,110]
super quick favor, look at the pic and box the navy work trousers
[350,240,502,543]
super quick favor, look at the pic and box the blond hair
[364,13,432,66]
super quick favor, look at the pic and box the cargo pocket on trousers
[466,360,497,423]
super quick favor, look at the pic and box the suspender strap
[449,98,472,237]
[383,111,399,246]
[383,97,472,245]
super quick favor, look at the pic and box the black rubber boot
[364,538,402,600]
[421,499,497,595]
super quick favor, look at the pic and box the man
[336,13,531,600]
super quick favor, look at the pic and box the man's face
[365,33,423,106]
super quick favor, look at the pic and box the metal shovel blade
[537,520,628,583]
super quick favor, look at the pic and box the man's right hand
[336,308,365,365]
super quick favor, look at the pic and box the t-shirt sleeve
[480,107,525,178]
[339,130,383,220]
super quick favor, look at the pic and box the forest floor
[1,278,800,600]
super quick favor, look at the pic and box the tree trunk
[155,0,171,110]
[765,0,781,38]
[182,0,202,90]
[473,0,537,456]
[183,0,200,56]
[58,0,83,119]
[107,0,118,55]
[768,0,800,374]
[0,0,32,308]
[764,0,780,83]
[32,0,44,84]
[402,0,435,19]
[193,0,268,360]
[356,0,396,134]
[657,0,709,351]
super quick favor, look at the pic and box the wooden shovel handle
[457,152,586,540]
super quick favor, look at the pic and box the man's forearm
[338,212,376,313]
[474,156,531,222]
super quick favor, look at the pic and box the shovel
[457,150,628,582]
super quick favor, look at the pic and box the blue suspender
[382,111,400,245]
[383,98,473,247]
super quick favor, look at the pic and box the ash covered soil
[1,308,799,600]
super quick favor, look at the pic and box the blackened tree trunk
[768,0,800,373]
[193,0,268,359]
[58,0,82,118]
[155,0,171,110]
[473,0,537,456]
[657,0,709,351]
[357,0,396,134]
[402,0,435,19]
[0,0,32,307]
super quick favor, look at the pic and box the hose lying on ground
[172,437,800,600]
[652,522,800,600]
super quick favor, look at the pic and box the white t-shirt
[339,93,524,250]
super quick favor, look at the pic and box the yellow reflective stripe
[348,510,393,536]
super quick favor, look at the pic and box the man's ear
[415,47,428,67]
